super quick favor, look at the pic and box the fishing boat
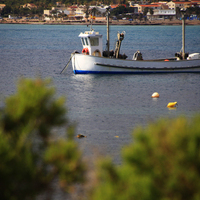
[61,8,200,74]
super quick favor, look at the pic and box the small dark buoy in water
[76,134,87,138]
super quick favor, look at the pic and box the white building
[44,10,51,15]
[147,9,176,20]
[75,7,86,19]
[167,1,191,10]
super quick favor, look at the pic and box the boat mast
[106,7,110,56]
[90,10,94,31]
[181,8,186,60]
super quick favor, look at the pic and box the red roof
[110,4,126,8]
[69,5,78,8]
[172,1,191,4]
[190,0,200,2]
[110,4,119,9]
[121,4,126,7]
[140,4,161,7]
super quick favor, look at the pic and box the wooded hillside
[0,0,128,7]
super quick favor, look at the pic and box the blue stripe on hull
[74,70,200,74]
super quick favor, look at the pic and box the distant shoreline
[1,19,200,26]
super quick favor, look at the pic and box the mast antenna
[180,8,186,59]
[106,7,110,56]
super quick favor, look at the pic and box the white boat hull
[72,53,200,74]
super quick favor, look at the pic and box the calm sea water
[0,24,200,164]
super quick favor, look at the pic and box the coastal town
[0,0,200,25]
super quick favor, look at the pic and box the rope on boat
[60,54,74,74]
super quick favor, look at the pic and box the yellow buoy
[151,92,160,98]
[167,102,177,108]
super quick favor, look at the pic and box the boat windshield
[85,38,89,46]
[81,38,85,45]
[90,37,99,46]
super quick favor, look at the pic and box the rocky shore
[1,18,200,26]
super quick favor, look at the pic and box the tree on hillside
[138,12,143,21]
[19,7,31,16]
[84,4,90,21]
[110,5,127,17]
[143,7,149,16]
[176,7,181,19]
[1,5,11,17]
[149,8,154,20]
[186,6,200,19]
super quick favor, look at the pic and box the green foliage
[110,5,136,18]
[0,5,11,17]
[45,129,85,190]
[149,8,153,15]
[90,115,200,200]
[186,6,200,18]
[0,78,86,200]
[143,7,149,16]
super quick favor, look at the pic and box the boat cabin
[79,31,103,57]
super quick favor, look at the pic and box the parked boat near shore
[62,8,200,74]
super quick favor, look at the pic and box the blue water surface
[0,24,200,164]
